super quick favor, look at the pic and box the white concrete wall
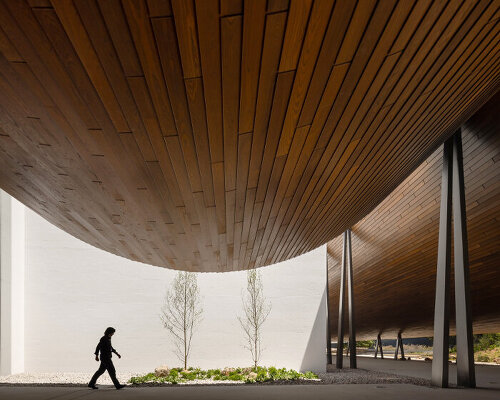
[22,206,326,374]
[0,191,25,375]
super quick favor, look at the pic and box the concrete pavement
[0,383,498,400]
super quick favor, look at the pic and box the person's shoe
[116,384,125,390]
[87,384,98,389]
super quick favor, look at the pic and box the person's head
[104,327,116,337]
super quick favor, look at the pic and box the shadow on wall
[300,287,327,373]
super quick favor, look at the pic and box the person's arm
[94,341,100,361]
[112,346,121,359]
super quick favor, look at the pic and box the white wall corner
[0,190,25,375]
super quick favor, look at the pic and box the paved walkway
[0,358,498,400]
[347,356,500,390]
[0,383,499,400]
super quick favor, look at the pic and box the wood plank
[247,11,287,188]
[98,0,143,77]
[147,0,172,17]
[238,0,266,133]
[278,0,313,72]
[235,132,252,222]
[51,0,130,132]
[221,15,242,192]
[220,0,242,16]
[73,0,156,161]
[170,0,201,78]
[152,17,203,193]
[276,0,335,157]
[122,0,177,135]
[185,77,215,206]
[195,0,223,163]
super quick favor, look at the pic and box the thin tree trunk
[184,282,187,369]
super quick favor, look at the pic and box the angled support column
[374,333,383,359]
[432,130,476,388]
[347,229,357,368]
[432,138,453,388]
[394,332,405,360]
[336,231,347,368]
[452,133,476,388]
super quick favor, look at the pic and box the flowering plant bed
[129,366,319,385]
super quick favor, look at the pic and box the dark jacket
[94,335,118,359]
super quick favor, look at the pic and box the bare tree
[238,269,271,368]
[160,271,203,369]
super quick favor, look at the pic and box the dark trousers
[89,358,121,388]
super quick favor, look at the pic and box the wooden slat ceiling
[327,93,500,340]
[0,0,499,272]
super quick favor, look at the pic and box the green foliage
[128,366,319,385]
[474,334,500,352]
[256,369,269,382]
[205,369,219,378]
[303,371,317,379]
[356,340,375,348]
[268,366,278,379]
[129,373,156,384]
[169,369,179,379]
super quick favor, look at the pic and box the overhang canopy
[328,94,500,339]
[0,0,498,271]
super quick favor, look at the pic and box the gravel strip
[318,365,431,386]
[0,372,143,386]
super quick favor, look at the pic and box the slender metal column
[374,333,383,358]
[399,333,405,360]
[432,139,453,388]
[452,132,476,388]
[347,229,357,368]
[326,252,332,365]
[394,335,400,360]
[379,334,384,359]
[394,332,404,360]
[336,232,347,368]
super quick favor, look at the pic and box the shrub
[169,369,179,379]
[474,334,500,352]
[268,366,278,379]
[129,366,319,385]
[229,372,245,381]
[303,371,317,379]
[256,369,269,382]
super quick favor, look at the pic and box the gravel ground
[0,367,430,387]
[318,364,431,386]
[0,372,143,386]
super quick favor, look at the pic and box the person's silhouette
[88,327,125,389]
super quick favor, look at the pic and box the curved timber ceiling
[327,93,500,340]
[0,0,499,272]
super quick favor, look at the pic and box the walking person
[88,327,125,389]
